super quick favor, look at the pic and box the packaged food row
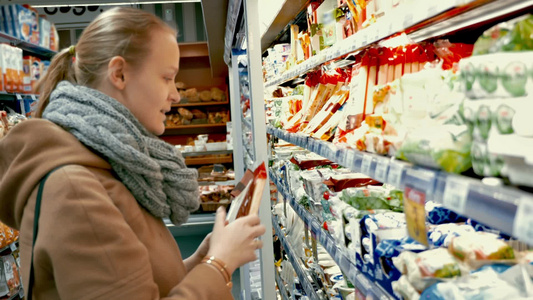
[263,0,454,82]
[0,43,50,94]
[266,14,533,187]
[0,109,27,138]
[0,247,22,299]
[0,4,59,50]
[270,150,533,300]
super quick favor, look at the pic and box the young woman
[0,7,264,300]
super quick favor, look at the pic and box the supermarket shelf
[263,0,532,88]
[163,123,227,135]
[260,0,308,51]
[242,116,252,129]
[172,101,229,108]
[223,0,243,64]
[0,92,38,102]
[275,268,291,300]
[271,172,394,300]
[185,155,233,166]
[267,126,533,243]
[0,32,56,59]
[0,241,18,256]
[181,150,233,157]
[198,180,236,186]
[272,215,320,300]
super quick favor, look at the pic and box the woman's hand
[207,207,266,275]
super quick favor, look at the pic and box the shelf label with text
[361,155,372,175]
[375,159,390,183]
[513,197,533,245]
[345,150,356,169]
[404,186,429,246]
[442,176,469,214]
[387,162,404,187]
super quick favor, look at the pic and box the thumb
[213,206,227,232]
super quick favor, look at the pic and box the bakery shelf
[198,180,236,186]
[163,123,227,135]
[272,215,321,300]
[185,155,233,166]
[271,172,394,300]
[178,42,209,58]
[267,126,533,244]
[263,0,533,88]
[172,101,229,108]
[274,267,291,300]
[181,150,233,157]
[0,32,56,59]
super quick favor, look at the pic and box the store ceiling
[6,0,228,78]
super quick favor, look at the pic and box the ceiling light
[31,0,200,8]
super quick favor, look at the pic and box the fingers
[213,206,227,232]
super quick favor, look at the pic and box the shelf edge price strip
[513,196,533,245]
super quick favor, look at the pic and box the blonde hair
[34,7,176,118]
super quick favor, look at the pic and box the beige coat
[0,119,233,300]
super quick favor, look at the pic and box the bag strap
[28,166,65,300]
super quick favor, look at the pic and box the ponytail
[33,47,76,118]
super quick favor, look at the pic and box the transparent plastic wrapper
[448,232,516,269]
[396,124,472,173]
[421,264,533,300]
[393,248,469,293]
[473,14,533,55]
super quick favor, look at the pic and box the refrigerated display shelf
[267,126,533,244]
[271,172,394,300]
[263,0,532,88]
[198,180,236,186]
[181,150,233,157]
[272,214,321,300]
[274,268,290,300]
[241,116,252,129]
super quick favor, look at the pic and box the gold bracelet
[201,256,233,288]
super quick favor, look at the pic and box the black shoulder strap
[28,166,65,300]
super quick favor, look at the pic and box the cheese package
[39,16,51,49]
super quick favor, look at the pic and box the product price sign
[442,176,469,214]
[513,197,533,245]
[404,186,429,246]
[335,247,343,264]
[375,159,390,183]
[361,155,372,175]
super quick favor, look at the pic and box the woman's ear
[107,56,127,90]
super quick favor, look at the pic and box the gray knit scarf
[43,81,199,225]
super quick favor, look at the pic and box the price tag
[404,186,429,246]
[387,162,404,187]
[361,155,372,175]
[345,150,355,169]
[513,197,533,245]
[360,32,368,47]
[442,176,469,214]
[311,221,321,236]
[326,238,336,256]
[375,159,390,183]
[9,243,16,252]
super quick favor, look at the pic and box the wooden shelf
[163,123,227,135]
[172,101,229,108]
[185,155,233,165]
[179,42,209,58]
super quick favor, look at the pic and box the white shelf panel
[267,126,533,244]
